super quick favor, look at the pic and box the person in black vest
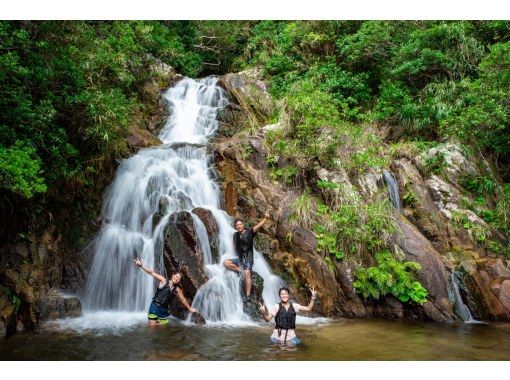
[258,286,317,345]
[223,211,270,303]
[134,258,197,326]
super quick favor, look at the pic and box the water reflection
[2,318,510,360]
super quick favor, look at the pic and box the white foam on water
[44,311,147,334]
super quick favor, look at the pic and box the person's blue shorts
[231,258,253,271]
[148,301,170,324]
[270,336,302,345]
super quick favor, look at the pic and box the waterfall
[448,272,480,324]
[83,77,284,324]
[383,170,402,212]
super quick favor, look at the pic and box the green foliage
[290,190,317,228]
[1,286,21,312]
[402,188,417,208]
[353,250,429,304]
[0,142,47,198]
[313,223,345,264]
[424,152,448,175]
[0,20,210,206]
[460,174,497,197]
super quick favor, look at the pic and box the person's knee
[223,259,232,268]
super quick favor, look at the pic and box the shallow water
[2,316,510,360]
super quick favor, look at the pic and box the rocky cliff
[212,69,510,322]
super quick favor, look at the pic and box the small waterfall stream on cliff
[383,170,402,212]
[448,272,481,324]
[70,77,287,331]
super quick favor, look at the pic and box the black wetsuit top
[233,227,255,264]
[152,281,178,308]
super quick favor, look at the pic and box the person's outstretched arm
[298,287,317,312]
[258,302,274,322]
[253,211,270,233]
[176,287,197,313]
[134,258,166,285]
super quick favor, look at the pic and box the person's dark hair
[279,287,291,296]
[233,218,243,226]
[171,271,183,283]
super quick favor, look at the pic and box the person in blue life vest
[223,211,270,303]
[134,258,197,326]
[258,286,317,345]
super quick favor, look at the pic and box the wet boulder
[392,216,457,322]
[163,211,208,318]
[240,271,264,320]
[36,290,82,321]
[125,127,162,152]
[460,258,510,321]
[192,207,220,263]
[0,291,17,337]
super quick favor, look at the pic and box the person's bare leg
[148,320,158,327]
[244,269,252,297]
[224,259,242,273]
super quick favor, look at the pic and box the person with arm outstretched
[134,258,197,326]
[259,286,317,345]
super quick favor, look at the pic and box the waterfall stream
[383,170,402,213]
[80,77,284,328]
[448,272,481,324]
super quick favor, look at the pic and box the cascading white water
[82,77,284,327]
[383,170,402,213]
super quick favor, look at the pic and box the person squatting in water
[134,258,197,326]
[259,286,318,345]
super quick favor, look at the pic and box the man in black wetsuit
[223,211,270,303]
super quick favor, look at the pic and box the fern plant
[353,250,428,304]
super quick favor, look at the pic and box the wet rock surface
[192,207,220,262]
[36,290,82,321]
[241,271,264,319]
[163,211,208,300]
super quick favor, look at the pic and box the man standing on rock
[223,211,270,303]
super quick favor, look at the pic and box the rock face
[36,290,82,321]
[125,127,162,152]
[211,70,510,323]
[163,211,208,319]
[240,271,264,319]
[392,216,457,321]
[217,69,274,137]
[192,207,220,262]
[392,158,450,252]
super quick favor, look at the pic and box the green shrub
[353,250,428,304]
[0,142,47,198]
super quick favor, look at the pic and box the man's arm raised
[253,211,271,233]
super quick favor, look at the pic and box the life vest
[152,281,178,309]
[274,302,296,341]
